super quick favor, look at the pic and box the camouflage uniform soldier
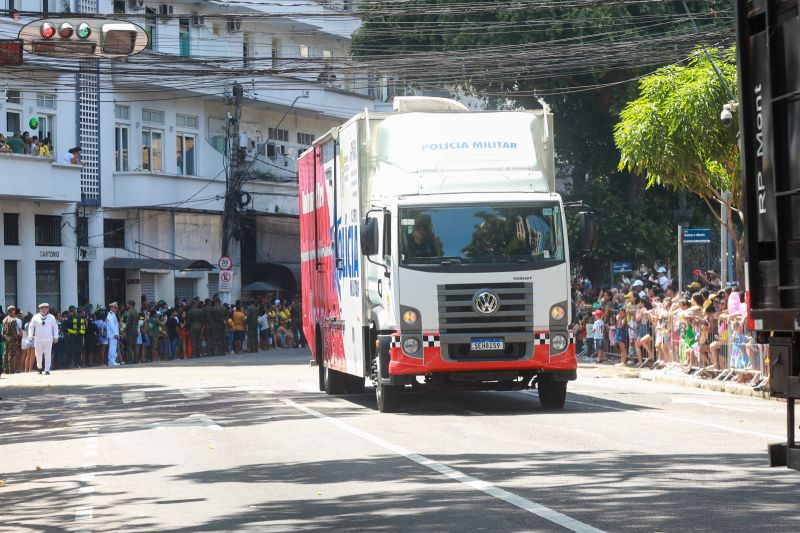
[188,302,204,357]
[206,299,222,356]
[123,301,139,362]
[2,306,20,374]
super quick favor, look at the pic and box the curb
[640,370,772,400]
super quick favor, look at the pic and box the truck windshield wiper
[439,256,463,266]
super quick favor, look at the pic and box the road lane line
[179,388,211,400]
[521,391,784,441]
[121,391,146,404]
[282,398,605,533]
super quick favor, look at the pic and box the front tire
[324,364,347,395]
[538,379,567,410]
[375,364,401,412]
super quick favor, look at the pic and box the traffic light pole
[221,82,244,304]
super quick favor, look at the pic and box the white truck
[298,97,596,412]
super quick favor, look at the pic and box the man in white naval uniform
[106,302,120,366]
[29,302,59,375]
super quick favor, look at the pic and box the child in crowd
[592,309,605,363]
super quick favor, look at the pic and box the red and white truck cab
[299,97,595,412]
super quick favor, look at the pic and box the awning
[104,257,215,271]
[242,281,283,292]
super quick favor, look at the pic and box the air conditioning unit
[226,17,242,33]
[190,14,205,26]
[127,0,144,9]
[159,4,173,15]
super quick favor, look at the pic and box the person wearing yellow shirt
[231,303,246,353]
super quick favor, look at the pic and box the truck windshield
[399,204,565,266]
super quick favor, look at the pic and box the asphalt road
[1,349,799,532]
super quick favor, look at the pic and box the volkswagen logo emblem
[473,290,500,316]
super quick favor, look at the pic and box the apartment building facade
[1,0,401,312]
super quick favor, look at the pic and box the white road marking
[78,486,95,494]
[283,398,605,533]
[179,388,211,400]
[75,507,93,521]
[80,473,95,483]
[521,391,784,441]
[121,391,147,404]
[65,395,88,407]
[151,414,222,431]
[671,397,755,413]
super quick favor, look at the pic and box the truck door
[331,121,366,377]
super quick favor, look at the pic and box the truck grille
[437,282,533,335]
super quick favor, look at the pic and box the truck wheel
[375,365,401,412]
[324,364,347,395]
[538,379,567,410]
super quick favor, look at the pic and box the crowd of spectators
[0,295,303,377]
[0,130,54,158]
[572,265,769,391]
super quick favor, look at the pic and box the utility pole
[221,82,244,304]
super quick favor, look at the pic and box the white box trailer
[299,97,593,412]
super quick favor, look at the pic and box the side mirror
[577,211,598,253]
[361,217,379,256]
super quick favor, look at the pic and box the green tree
[613,47,742,280]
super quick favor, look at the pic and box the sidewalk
[579,359,772,400]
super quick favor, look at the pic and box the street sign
[219,270,234,292]
[18,18,148,58]
[218,256,233,270]
[611,261,633,274]
[683,228,711,244]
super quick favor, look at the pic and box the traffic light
[18,18,148,58]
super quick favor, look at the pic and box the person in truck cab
[405,219,441,259]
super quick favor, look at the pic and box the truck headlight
[402,337,420,354]
[402,310,419,325]
[551,334,568,352]
[550,305,566,321]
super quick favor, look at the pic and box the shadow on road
[165,451,800,532]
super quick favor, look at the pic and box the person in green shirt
[6,130,24,154]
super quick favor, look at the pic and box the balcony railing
[0,153,82,202]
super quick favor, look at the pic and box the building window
[142,108,165,124]
[112,0,125,14]
[4,260,17,308]
[36,261,61,311]
[4,213,19,245]
[103,219,125,248]
[37,114,55,151]
[35,215,62,246]
[268,128,289,142]
[114,104,130,120]
[179,18,190,56]
[6,111,20,133]
[77,216,89,247]
[176,133,196,175]
[176,114,198,129]
[271,38,281,69]
[6,89,21,105]
[243,32,252,68]
[145,22,157,50]
[115,125,129,171]
[142,128,163,171]
[297,132,315,147]
[36,93,56,109]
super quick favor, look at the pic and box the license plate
[470,338,504,351]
